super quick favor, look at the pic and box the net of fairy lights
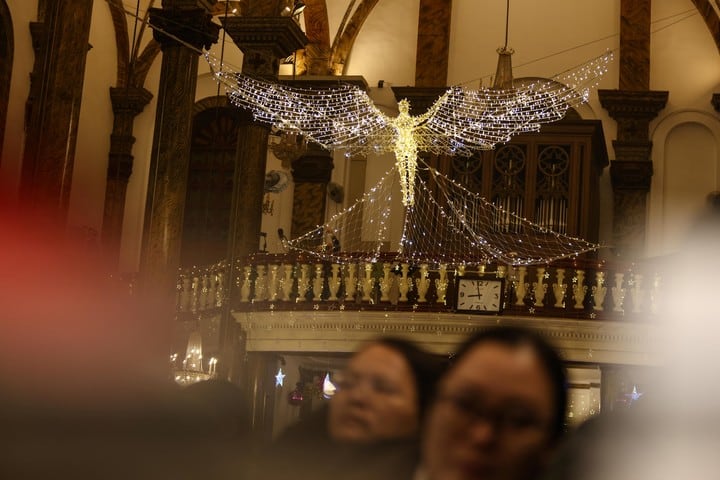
[286,160,601,267]
[206,50,612,206]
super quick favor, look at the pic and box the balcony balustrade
[176,253,669,322]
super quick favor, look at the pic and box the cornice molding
[221,17,308,59]
[598,89,669,119]
[232,310,663,366]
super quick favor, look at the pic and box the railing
[175,254,670,321]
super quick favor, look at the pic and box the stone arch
[647,110,720,255]
[0,0,13,159]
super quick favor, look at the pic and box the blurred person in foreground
[419,326,568,480]
[542,192,720,480]
[0,207,250,479]
[255,337,446,480]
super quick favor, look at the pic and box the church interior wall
[3,0,714,270]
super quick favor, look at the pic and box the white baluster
[398,263,411,302]
[268,264,280,301]
[631,274,644,313]
[199,274,209,310]
[312,264,324,301]
[240,266,252,303]
[612,273,626,312]
[191,275,200,312]
[592,271,607,311]
[416,263,430,303]
[553,268,567,308]
[327,264,341,301]
[344,263,357,301]
[379,263,393,302]
[650,273,661,315]
[361,263,374,302]
[435,264,448,305]
[281,264,294,301]
[179,276,192,311]
[515,266,528,306]
[573,269,587,309]
[254,265,267,302]
[214,270,225,307]
[296,264,310,302]
[533,267,548,307]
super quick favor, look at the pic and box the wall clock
[454,275,506,314]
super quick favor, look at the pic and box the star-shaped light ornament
[275,367,286,387]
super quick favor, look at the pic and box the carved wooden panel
[448,118,608,243]
[181,107,240,267]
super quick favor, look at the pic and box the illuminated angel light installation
[205,50,613,265]
[206,50,612,208]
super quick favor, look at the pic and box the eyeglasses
[436,393,549,434]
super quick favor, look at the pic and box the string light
[206,50,612,206]
[285,161,601,266]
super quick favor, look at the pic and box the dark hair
[447,326,567,441]
[362,337,447,419]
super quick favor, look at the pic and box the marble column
[20,0,93,223]
[415,0,452,87]
[219,18,305,384]
[598,0,668,258]
[243,351,278,441]
[221,17,306,264]
[139,2,219,306]
[103,86,153,269]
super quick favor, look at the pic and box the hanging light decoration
[173,331,218,386]
[206,50,611,207]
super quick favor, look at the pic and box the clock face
[456,277,505,313]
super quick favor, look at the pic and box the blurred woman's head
[328,337,444,443]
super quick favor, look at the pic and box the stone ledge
[233,310,662,366]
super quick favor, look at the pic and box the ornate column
[219,18,306,385]
[598,0,667,258]
[415,0,452,87]
[139,1,219,305]
[20,0,94,222]
[103,86,153,268]
[221,17,306,259]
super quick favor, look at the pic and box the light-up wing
[207,54,394,155]
[419,51,612,157]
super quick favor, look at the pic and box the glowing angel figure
[207,51,612,207]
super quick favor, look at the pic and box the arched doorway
[180,101,241,267]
